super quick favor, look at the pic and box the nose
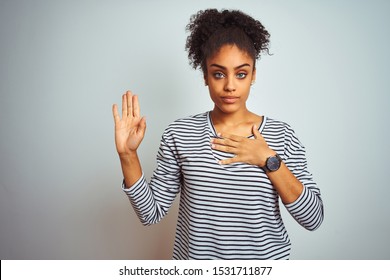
[224,76,236,92]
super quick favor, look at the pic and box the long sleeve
[282,125,324,231]
[119,113,323,259]
[122,134,182,225]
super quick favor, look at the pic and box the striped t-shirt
[123,111,324,259]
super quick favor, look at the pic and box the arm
[211,124,324,230]
[211,125,302,203]
[265,162,303,204]
[121,134,182,225]
[112,91,146,188]
[113,92,181,225]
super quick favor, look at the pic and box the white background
[0,0,389,259]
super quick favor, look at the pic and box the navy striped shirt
[123,112,324,259]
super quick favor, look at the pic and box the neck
[210,107,252,126]
[210,107,263,137]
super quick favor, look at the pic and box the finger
[126,91,133,117]
[211,142,237,154]
[218,132,243,142]
[122,93,127,117]
[112,104,120,123]
[133,95,140,118]
[211,137,238,148]
[253,125,266,143]
[252,125,261,139]
[219,156,240,165]
[138,116,147,135]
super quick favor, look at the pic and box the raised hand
[112,91,146,157]
[211,125,274,166]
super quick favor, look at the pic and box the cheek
[240,86,252,102]
[207,81,222,94]
[207,88,218,101]
[207,87,223,105]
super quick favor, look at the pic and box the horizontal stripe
[123,111,323,259]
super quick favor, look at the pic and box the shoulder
[168,112,208,127]
[163,112,208,138]
[263,116,295,134]
[264,117,306,154]
[263,116,302,146]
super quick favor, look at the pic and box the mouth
[221,96,239,104]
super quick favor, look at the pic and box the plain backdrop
[0,0,389,259]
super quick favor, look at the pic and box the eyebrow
[209,63,252,70]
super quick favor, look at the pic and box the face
[204,44,256,116]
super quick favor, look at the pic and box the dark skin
[112,44,303,204]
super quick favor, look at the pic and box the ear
[204,75,208,86]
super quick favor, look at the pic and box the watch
[262,154,282,172]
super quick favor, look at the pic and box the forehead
[206,44,254,67]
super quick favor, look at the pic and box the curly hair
[185,9,270,73]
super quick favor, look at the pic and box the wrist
[119,151,138,163]
[259,149,276,167]
[261,152,282,173]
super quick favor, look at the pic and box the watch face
[267,156,281,171]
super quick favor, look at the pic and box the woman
[112,9,324,259]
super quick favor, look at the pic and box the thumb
[252,124,261,139]
[139,116,147,134]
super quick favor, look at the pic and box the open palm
[112,91,146,156]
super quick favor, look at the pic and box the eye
[236,72,247,79]
[213,72,225,79]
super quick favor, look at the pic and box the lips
[221,96,239,104]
